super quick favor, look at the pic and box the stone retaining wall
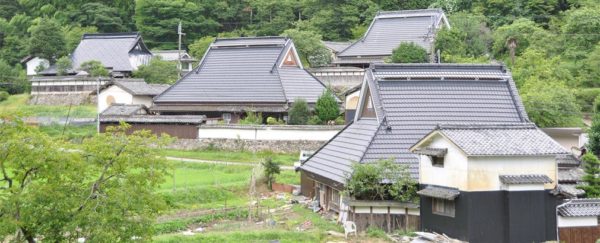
[167,138,326,153]
[28,93,94,105]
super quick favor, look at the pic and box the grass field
[162,149,298,166]
[0,94,96,118]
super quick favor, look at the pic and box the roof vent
[386,125,392,132]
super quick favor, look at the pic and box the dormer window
[431,155,445,167]
[414,147,448,167]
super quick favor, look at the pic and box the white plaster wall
[354,206,418,215]
[468,156,557,191]
[345,90,360,110]
[198,127,340,141]
[26,57,49,75]
[418,134,469,191]
[98,85,133,112]
[503,184,545,191]
[558,216,598,227]
[550,135,580,151]
[132,95,153,108]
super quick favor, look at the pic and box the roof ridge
[436,123,537,130]
[376,8,443,17]
[82,32,140,39]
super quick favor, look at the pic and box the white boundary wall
[198,125,344,141]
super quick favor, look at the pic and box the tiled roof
[417,185,460,200]
[100,115,205,124]
[558,199,600,217]
[302,64,530,182]
[413,147,447,157]
[558,167,584,183]
[337,9,446,57]
[100,104,147,116]
[154,37,330,105]
[557,154,581,167]
[553,184,586,198]
[322,41,352,53]
[434,124,567,156]
[499,174,553,185]
[112,80,170,96]
[301,118,380,183]
[71,32,152,72]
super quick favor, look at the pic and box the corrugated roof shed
[302,64,533,183]
[337,9,447,58]
[71,32,152,72]
[154,37,330,106]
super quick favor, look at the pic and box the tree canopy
[0,121,171,242]
[133,57,179,84]
[389,42,429,63]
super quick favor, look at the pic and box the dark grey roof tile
[558,199,600,217]
[499,174,553,185]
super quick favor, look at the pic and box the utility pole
[96,77,100,133]
[177,21,186,77]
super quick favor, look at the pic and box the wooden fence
[559,226,600,243]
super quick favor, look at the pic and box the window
[222,113,232,124]
[431,156,445,167]
[432,198,455,217]
[330,189,340,210]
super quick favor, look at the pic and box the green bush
[335,116,345,125]
[266,117,284,125]
[239,111,263,125]
[0,91,9,102]
[576,88,600,112]
[307,115,322,125]
[288,98,311,125]
[315,90,339,123]
[389,42,428,63]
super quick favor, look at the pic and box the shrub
[307,116,322,125]
[389,42,428,63]
[588,114,600,157]
[80,60,109,77]
[266,117,284,125]
[315,90,339,123]
[0,91,9,102]
[288,98,311,125]
[56,56,72,75]
[133,57,179,84]
[335,116,345,125]
[239,111,263,125]
[345,159,418,202]
[578,153,600,197]
[261,157,281,190]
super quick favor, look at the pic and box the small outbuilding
[96,79,169,113]
[557,199,600,243]
[99,104,204,139]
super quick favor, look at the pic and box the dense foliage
[0,121,171,242]
[315,90,339,123]
[133,57,179,84]
[345,159,418,202]
[389,42,429,63]
[288,98,311,125]
[579,153,600,197]
[261,157,281,190]
[80,60,109,77]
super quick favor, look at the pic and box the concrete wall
[198,125,343,141]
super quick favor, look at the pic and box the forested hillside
[1,0,599,127]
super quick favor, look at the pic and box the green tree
[579,43,600,87]
[261,157,281,190]
[27,18,66,62]
[0,121,170,242]
[562,7,600,58]
[345,159,418,202]
[135,0,220,49]
[68,2,125,32]
[282,29,331,67]
[389,42,428,63]
[491,18,550,59]
[315,89,339,123]
[587,114,600,156]
[0,59,29,94]
[56,56,72,76]
[521,81,582,128]
[80,60,109,77]
[133,57,179,84]
[435,12,491,62]
[578,153,600,197]
[63,25,98,53]
[288,98,310,125]
[188,36,215,60]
